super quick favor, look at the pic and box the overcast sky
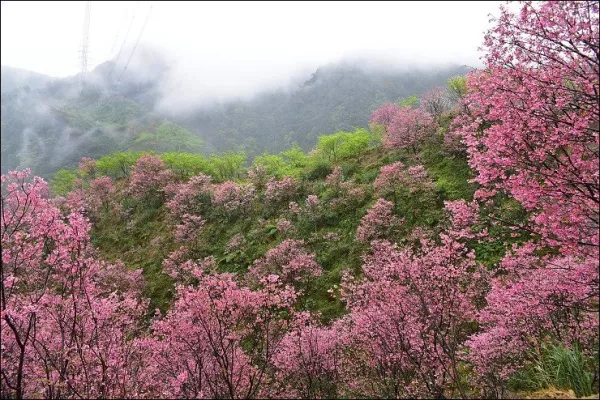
[1,1,504,76]
[1,1,505,107]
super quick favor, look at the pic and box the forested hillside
[1,1,598,399]
[173,63,472,154]
[0,65,52,93]
[0,84,208,180]
[1,60,469,179]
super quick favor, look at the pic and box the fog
[2,1,504,110]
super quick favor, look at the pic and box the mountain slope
[0,87,206,179]
[0,65,53,93]
[1,58,470,179]
[173,63,472,155]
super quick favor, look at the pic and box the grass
[509,343,598,398]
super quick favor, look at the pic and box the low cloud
[2,1,502,113]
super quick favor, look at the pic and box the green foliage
[314,128,373,163]
[55,96,147,133]
[339,161,359,179]
[96,151,145,179]
[447,75,468,102]
[473,197,530,268]
[249,145,312,180]
[397,189,443,229]
[509,343,597,398]
[91,202,174,312]
[132,122,204,153]
[304,161,333,181]
[281,145,310,170]
[209,151,247,181]
[160,153,215,179]
[50,169,77,196]
[315,134,344,163]
[368,123,385,146]
[252,152,295,178]
[398,94,418,108]
[78,97,146,127]
[337,128,373,161]
[421,139,475,201]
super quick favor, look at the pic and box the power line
[79,0,92,93]
[107,7,129,61]
[108,1,140,79]
[117,3,152,85]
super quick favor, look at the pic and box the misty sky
[1,1,504,107]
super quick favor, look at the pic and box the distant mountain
[1,66,54,93]
[171,63,472,155]
[1,54,471,179]
[0,72,204,180]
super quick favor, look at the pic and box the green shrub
[161,152,215,179]
[209,151,247,181]
[132,122,204,153]
[304,161,333,181]
[50,169,77,196]
[251,152,296,178]
[339,161,359,178]
[314,128,373,163]
[96,151,145,179]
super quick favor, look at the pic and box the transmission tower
[79,1,92,93]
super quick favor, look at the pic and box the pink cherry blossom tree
[78,157,98,179]
[387,107,436,152]
[325,166,344,195]
[248,239,322,288]
[420,86,450,120]
[457,0,599,255]
[173,213,205,244]
[247,164,268,191]
[139,272,297,398]
[455,1,600,395]
[371,104,436,153]
[271,312,342,398]
[1,170,148,399]
[373,161,405,204]
[374,162,434,194]
[165,173,213,220]
[356,198,403,244]
[370,103,399,127]
[128,154,174,201]
[342,218,488,398]
[467,245,599,397]
[264,177,300,208]
[211,181,256,219]
[86,176,117,220]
